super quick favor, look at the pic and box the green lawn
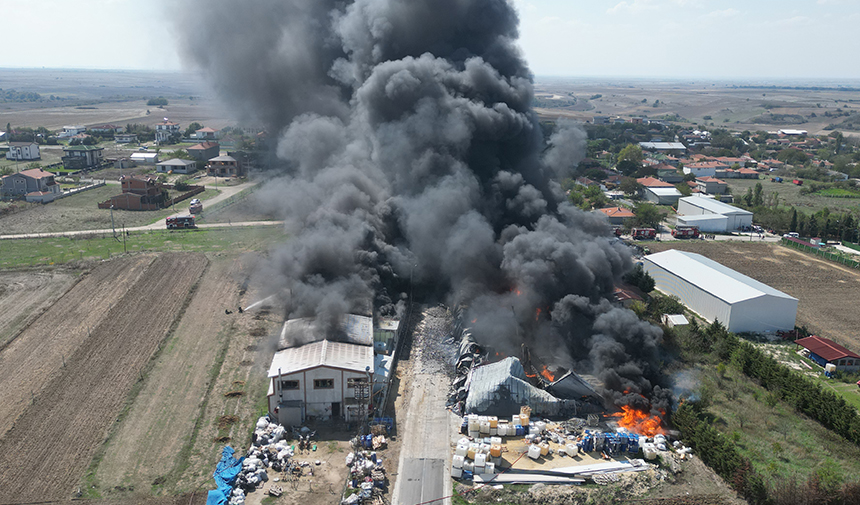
[726,177,860,215]
[0,226,285,268]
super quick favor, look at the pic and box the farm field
[725,176,860,215]
[0,184,221,234]
[0,269,78,349]
[648,241,860,351]
[0,253,208,501]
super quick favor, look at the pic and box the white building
[643,186,682,205]
[6,142,40,160]
[58,125,86,138]
[130,152,159,164]
[643,250,797,333]
[267,340,373,426]
[677,196,752,232]
[156,158,197,174]
[155,120,181,143]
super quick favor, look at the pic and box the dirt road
[0,253,207,501]
[392,306,457,505]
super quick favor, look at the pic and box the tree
[752,182,764,207]
[147,96,169,106]
[842,214,855,242]
[618,144,644,165]
[633,203,662,229]
[790,208,798,233]
[742,187,753,207]
[184,122,203,137]
[620,177,642,196]
[624,264,655,293]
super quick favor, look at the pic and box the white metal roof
[268,340,373,377]
[644,250,797,304]
[679,196,752,216]
[639,142,687,150]
[664,314,689,325]
[130,152,158,160]
[647,187,682,196]
[278,314,373,349]
[676,214,728,224]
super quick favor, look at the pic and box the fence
[781,237,860,269]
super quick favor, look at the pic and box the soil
[0,269,77,349]
[647,241,860,350]
[0,253,207,501]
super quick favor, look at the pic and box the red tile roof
[597,206,635,218]
[17,168,55,180]
[636,177,673,188]
[795,335,860,361]
[697,176,726,183]
[188,141,219,150]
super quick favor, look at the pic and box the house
[1,168,62,203]
[696,176,728,195]
[207,155,245,177]
[192,127,218,140]
[155,120,181,144]
[794,335,860,372]
[613,285,644,308]
[187,141,220,162]
[636,176,674,189]
[655,164,682,183]
[6,142,40,161]
[100,176,166,211]
[683,161,728,178]
[62,145,104,170]
[115,133,138,144]
[596,206,636,226]
[156,158,197,174]
[58,125,86,138]
[676,196,753,232]
[575,177,606,191]
[89,124,124,134]
[130,152,159,165]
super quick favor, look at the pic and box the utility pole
[110,205,116,238]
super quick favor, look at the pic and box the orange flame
[525,371,537,379]
[471,319,477,324]
[539,365,555,382]
[611,405,665,437]
[535,308,542,321]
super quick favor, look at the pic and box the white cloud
[606,0,658,14]
[707,8,739,18]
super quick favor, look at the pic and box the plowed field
[0,269,77,349]
[0,253,208,502]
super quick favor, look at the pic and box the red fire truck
[631,228,657,240]
[166,215,197,229]
[671,225,700,239]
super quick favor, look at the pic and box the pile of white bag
[232,416,296,502]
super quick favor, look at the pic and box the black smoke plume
[175,0,669,412]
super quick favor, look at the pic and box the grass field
[0,185,222,234]
[0,226,285,268]
[725,176,860,215]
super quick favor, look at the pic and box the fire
[471,319,477,323]
[539,365,555,382]
[535,308,542,321]
[611,405,665,437]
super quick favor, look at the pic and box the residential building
[1,168,62,203]
[100,176,167,211]
[58,125,86,138]
[655,164,682,183]
[156,158,197,174]
[187,141,220,162]
[5,141,40,161]
[643,249,798,334]
[62,145,104,170]
[794,336,860,372]
[696,176,728,195]
[192,127,218,140]
[596,206,635,226]
[207,155,245,177]
[115,133,138,144]
[155,120,181,144]
[683,161,728,178]
[89,124,124,134]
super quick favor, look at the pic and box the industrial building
[642,250,798,333]
[795,336,860,372]
[676,196,753,232]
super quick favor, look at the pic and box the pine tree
[790,208,798,233]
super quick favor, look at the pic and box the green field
[726,177,860,215]
[0,226,285,268]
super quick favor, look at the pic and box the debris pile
[344,449,388,504]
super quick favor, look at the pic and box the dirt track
[0,253,207,502]
[648,241,860,349]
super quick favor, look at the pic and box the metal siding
[726,295,797,333]
[643,260,732,325]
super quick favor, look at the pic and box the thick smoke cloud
[175,0,668,410]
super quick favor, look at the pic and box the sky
[1,0,859,80]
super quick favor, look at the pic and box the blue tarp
[206,446,244,505]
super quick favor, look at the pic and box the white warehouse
[642,250,797,333]
[676,196,753,232]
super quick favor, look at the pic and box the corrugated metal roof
[679,196,752,216]
[647,187,682,196]
[268,340,373,377]
[795,336,860,361]
[278,314,373,349]
[465,357,570,416]
[676,214,728,224]
[644,250,797,304]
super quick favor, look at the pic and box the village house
[187,141,220,162]
[795,335,860,372]
[191,127,218,140]
[207,155,245,177]
[5,141,40,161]
[89,124,125,134]
[596,206,636,226]
[156,158,197,174]
[62,145,104,170]
[115,133,138,144]
[155,120,181,144]
[99,175,167,211]
[696,176,728,195]
[683,160,728,178]
[1,168,62,203]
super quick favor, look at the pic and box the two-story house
[62,145,104,170]
[1,168,62,203]
[206,155,245,177]
[155,120,181,144]
[100,176,167,210]
[6,142,40,161]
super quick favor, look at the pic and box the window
[280,380,299,390]
[314,379,334,389]
[347,378,367,388]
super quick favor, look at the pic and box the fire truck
[166,215,197,229]
[631,228,657,240]
[671,225,700,239]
